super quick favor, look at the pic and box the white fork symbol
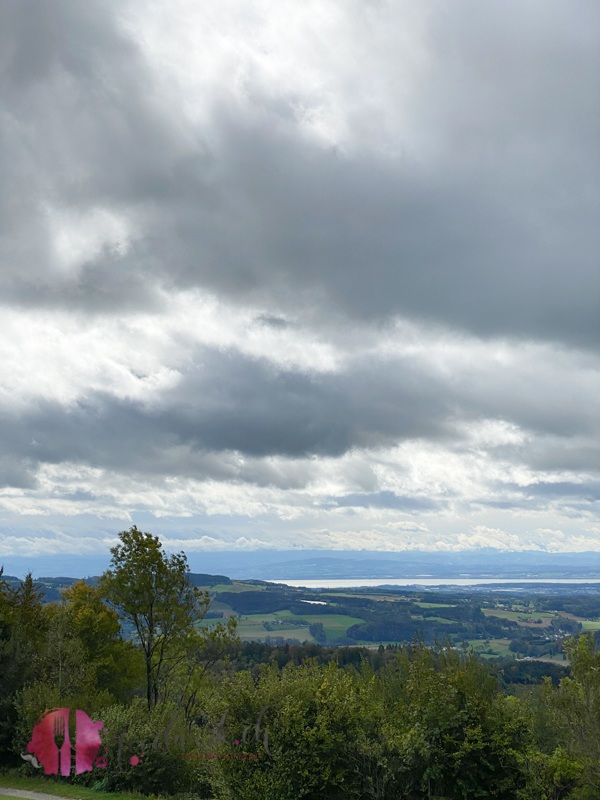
[53,714,66,775]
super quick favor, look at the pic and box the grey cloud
[30,349,448,463]
[472,476,600,516]
[0,0,598,348]
[519,438,600,474]
[517,481,600,502]
[167,349,452,456]
[139,112,600,347]
[0,0,598,544]
[0,456,37,490]
[254,314,291,329]
[1,338,598,492]
[0,0,188,311]
[325,491,442,512]
[446,345,600,444]
[476,499,525,511]
[0,346,451,488]
[0,338,597,510]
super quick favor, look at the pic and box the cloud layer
[0,0,598,557]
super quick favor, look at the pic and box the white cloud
[0,0,598,561]
[48,206,133,273]
[124,0,431,154]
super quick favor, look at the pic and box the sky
[0,0,599,567]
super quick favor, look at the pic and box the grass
[209,582,265,593]
[481,609,554,627]
[322,593,409,603]
[223,613,315,643]
[206,610,366,642]
[241,631,316,643]
[523,654,569,665]
[484,609,600,633]
[468,639,513,658]
[268,611,366,640]
[0,772,146,800]
[413,602,457,609]
[291,612,366,639]
[581,620,600,630]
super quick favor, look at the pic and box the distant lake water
[273,578,600,588]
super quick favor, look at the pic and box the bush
[91,700,200,795]
[115,749,191,795]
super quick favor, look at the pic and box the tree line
[1,526,600,799]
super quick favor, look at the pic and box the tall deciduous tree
[541,633,600,794]
[99,526,209,709]
[61,580,143,699]
[0,571,47,764]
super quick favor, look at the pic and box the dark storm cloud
[1,0,598,347]
[161,349,453,456]
[254,314,291,330]
[0,339,596,499]
[0,0,186,311]
[0,347,452,489]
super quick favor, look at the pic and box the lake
[273,577,600,588]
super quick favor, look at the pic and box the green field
[526,654,569,665]
[207,581,265,593]
[580,620,600,630]
[197,589,600,649]
[214,610,366,642]
[468,639,513,658]
[238,628,314,643]
[482,609,555,627]
[298,613,366,638]
[323,593,408,603]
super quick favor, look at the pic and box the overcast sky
[1,0,599,565]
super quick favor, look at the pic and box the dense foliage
[2,535,600,799]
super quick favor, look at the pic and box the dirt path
[0,788,73,800]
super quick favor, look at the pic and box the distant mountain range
[0,572,232,602]
[3,548,600,582]
[223,550,600,580]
